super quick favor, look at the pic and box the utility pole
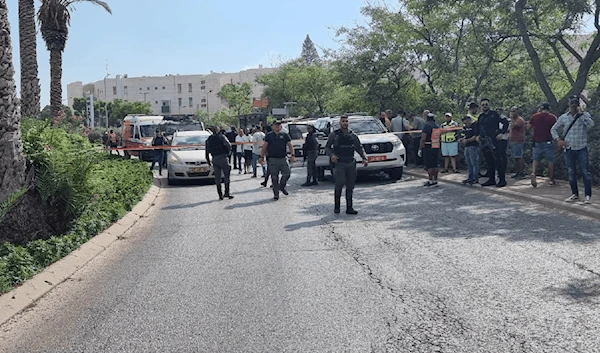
[104,60,110,128]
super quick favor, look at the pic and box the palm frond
[0,187,30,224]
[65,0,112,14]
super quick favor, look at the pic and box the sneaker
[462,179,471,184]
[471,179,479,185]
[334,208,340,214]
[565,195,579,203]
[274,195,279,200]
[281,188,289,195]
[346,209,358,215]
[301,182,312,187]
[531,174,538,188]
[496,180,507,188]
[423,181,433,187]
[310,181,319,186]
[511,173,520,179]
[584,196,592,204]
[441,169,449,173]
[251,175,257,178]
[430,181,439,188]
[481,179,496,187]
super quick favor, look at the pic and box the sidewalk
[403,167,600,220]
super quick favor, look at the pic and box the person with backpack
[551,95,595,204]
[206,127,234,200]
[301,124,319,187]
[150,129,168,175]
[325,115,368,214]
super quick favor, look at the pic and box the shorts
[423,148,439,169]
[441,142,458,157]
[509,142,524,158]
[532,141,555,163]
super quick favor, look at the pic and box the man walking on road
[419,113,441,187]
[251,126,266,178]
[225,126,238,170]
[302,124,319,187]
[527,102,557,187]
[325,115,368,215]
[150,129,167,176]
[259,121,296,200]
[551,95,595,204]
[478,98,509,187]
[206,127,234,200]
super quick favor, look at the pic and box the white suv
[313,115,406,180]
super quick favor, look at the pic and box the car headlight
[168,154,184,165]
[391,137,402,146]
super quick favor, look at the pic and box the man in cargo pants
[259,121,296,200]
[325,115,368,215]
[205,127,234,200]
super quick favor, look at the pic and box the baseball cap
[468,102,478,108]
[461,116,472,121]
[540,102,551,109]
[568,95,580,103]
[427,112,435,119]
[445,112,452,117]
[273,121,282,125]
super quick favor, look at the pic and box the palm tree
[19,0,41,118]
[0,0,28,202]
[38,0,111,117]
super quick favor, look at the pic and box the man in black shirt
[325,116,368,214]
[259,121,296,200]
[477,98,509,187]
[206,127,234,200]
[459,116,480,185]
[225,126,238,170]
[302,124,319,186]
[150,129,167,175]
[419,113,440,187]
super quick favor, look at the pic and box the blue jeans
[564,147,592,197]
[464,146,480,182]
[252,153,266,176]
[236,152,243,171]
[150,150,163,172]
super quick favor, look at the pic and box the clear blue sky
[6,0,368,107]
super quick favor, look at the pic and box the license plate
[368,156,387,162]
[190,167,207,173]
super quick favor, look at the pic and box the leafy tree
[301,34,320,65]
[18,0,40,117]
[217,83,253,116]
[38,0,112,116]
[72,97,86,116]
[40,104,73,120]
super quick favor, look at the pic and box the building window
[147,87,150,91]
[155,87,158,90]
[201,98,206,103]
[201,104,207,108]
[162,86,165,90]
[155,101,158,104]
[201,80,206,85]
[177,83,182,94]
[201,85,206,90]
[188,97,193,106]
[124,86,128,94]
[112,86,117,95]
[188,83,192,93]
[178,98,182,107]
[139,87,142,91]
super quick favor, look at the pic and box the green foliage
[0,121,152,293]
[40,105,73,120]
[72,97,86,116]
[94,99,152,127]
[301,35,321,65]
[217,83,253,116]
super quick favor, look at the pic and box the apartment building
[66,65,276,118]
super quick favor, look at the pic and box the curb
[0,184,161,327]
[404,170,600,220]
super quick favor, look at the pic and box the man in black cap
[206,126,234,200]
[259,121,296,200]
[325,115,368,214]
[551,95,595,204]
[302,124,320,186]
[150,128,168,175]
[477,98,509,187]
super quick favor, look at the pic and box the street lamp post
[204,90,213,118]
[139,91,150,102]
[104,73,110,128]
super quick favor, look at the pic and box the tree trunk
[18,0,40,118]
[514,0,558,107]
[50,49,63,117]
[0,0,28,203]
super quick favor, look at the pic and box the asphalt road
[1,168,600,353]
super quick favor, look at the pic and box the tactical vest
[207,134,229,156]
[333,130,356,162]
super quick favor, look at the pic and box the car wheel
[167,176,175,185]
[389,167,403,181]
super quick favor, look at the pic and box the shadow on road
[546,277,600,304]
[161,199,219,210]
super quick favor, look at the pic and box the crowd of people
[383,95,595,204]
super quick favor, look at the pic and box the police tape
[390,126,463,135]
[106,141,259,151]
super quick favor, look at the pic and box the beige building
[67,65,275,118]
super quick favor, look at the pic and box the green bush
[0,122,152,293]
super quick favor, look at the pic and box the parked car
[166,130,213,185]
[282,121,320,162]
[313,115,406,180]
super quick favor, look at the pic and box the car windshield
[161,123,204,136]
[286,124,308,139]
[139,125,158,138]
[172,135,209,146]
[332,117,387,135]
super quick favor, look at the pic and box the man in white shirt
[251,127,266,178]
[234,129,246,174]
